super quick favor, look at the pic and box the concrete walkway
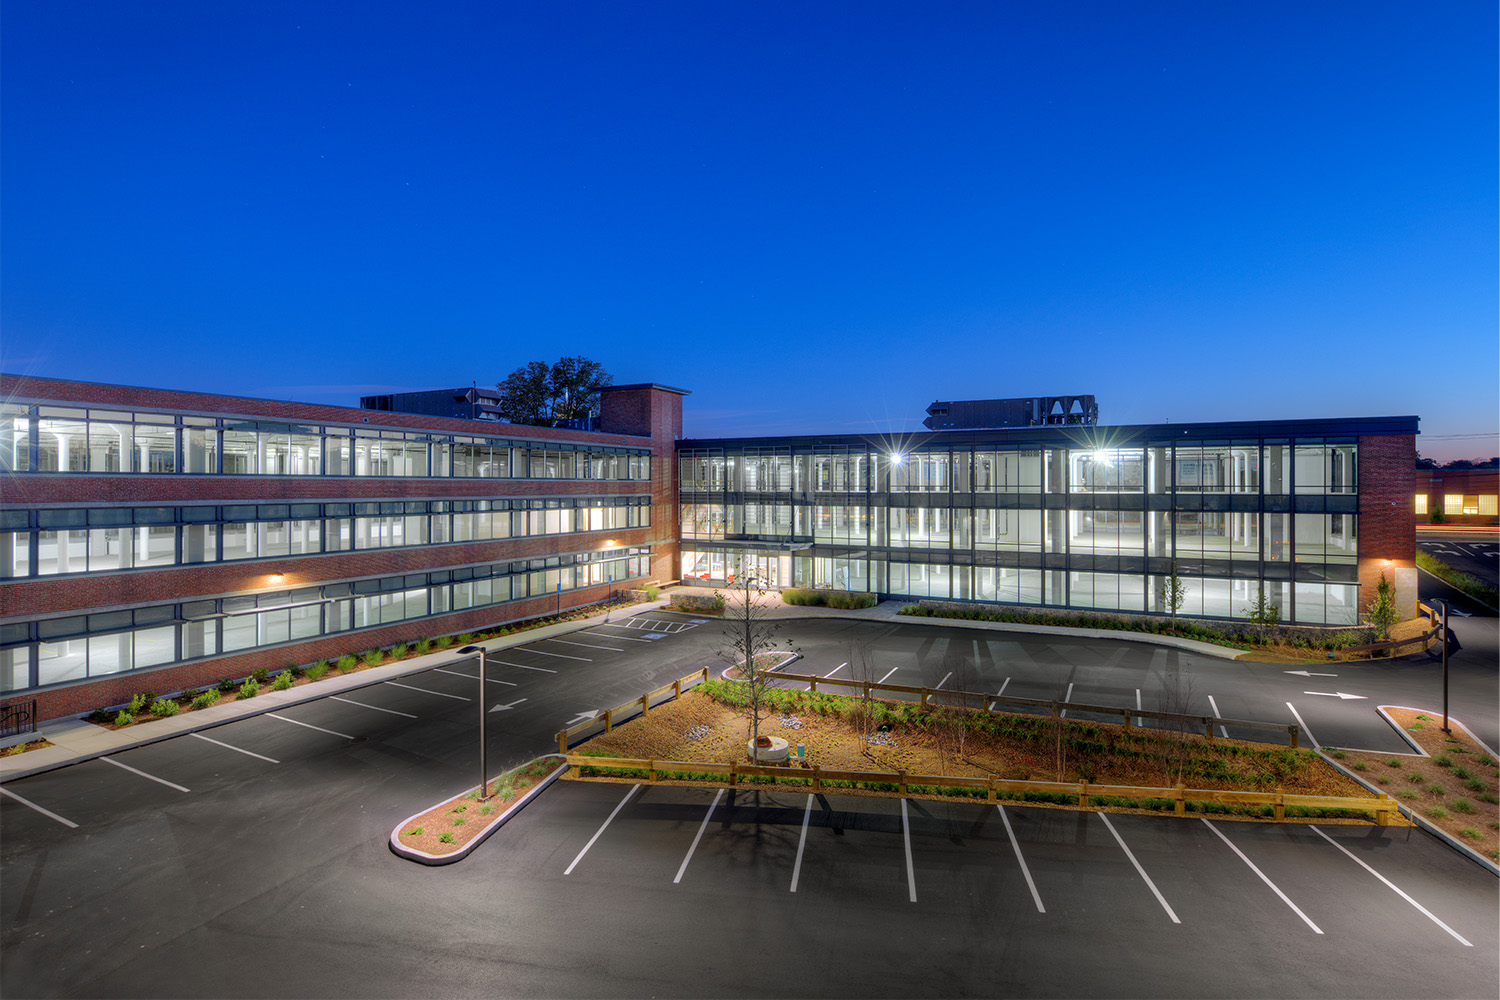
[1,592,1240,782]
[715,587,1241,660]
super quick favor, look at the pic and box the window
[1481,496,1498,516]
[1414,494,1428,514]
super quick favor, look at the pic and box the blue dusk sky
[2,1,1496,459]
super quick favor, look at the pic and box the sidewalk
[709,587,1242,659]
[0,598,675,783]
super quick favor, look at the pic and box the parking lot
[470,778,1497,998]
[3,610,1497,998]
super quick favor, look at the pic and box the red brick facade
[1356,434,1416,613]
[1,375,685,722]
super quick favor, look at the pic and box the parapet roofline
[600,383,692,396]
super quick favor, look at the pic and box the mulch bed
[575,690,1366,802]
[396,757,565,857]
[1337,708,1499,861]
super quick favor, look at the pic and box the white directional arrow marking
[1285,670,1338,678]
[1303,691,1367,700]
[566,710,600,726]
[489,698,528,713]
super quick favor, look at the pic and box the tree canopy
[495,356,611,427]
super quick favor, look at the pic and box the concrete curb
[1316,708,1500,878]
[0,599,673,783]
[389,755,568,866]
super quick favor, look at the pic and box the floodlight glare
[891,453,904,465]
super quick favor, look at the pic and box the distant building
[924,394,1098,430]
[1414,467,1499,526]
[360,386,505,422]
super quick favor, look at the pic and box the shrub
[85,708,112,723]
[250,667,269,683]
[113,711,135,726]
[456,633,475,645]
[825,590,877,610]
[305,661,329,681]
[414,637,431,655]
[1460,828,1481,840]
[1479,792,1498,804]
[217,677,236,693]
[1435,754,1453,767]
[434,635,454,649]
[362,649,385,666]
[181,688,202,701]
[272,671,294,691]
[335,654,358,673]
[287,664,304,679]
[643,585,660,601]
[480,804,494,815]
[391,642,410,659]
[151,698,180,718]
[1385,759,1402,768]
[781,588,824,606]
[439,832,454,844]
[237,679,260,700]
[405,826,423,837]
[126,693,152,715]
[1451,799,1474,814]
[1453,765,1472,780]
[1428,806,1449,819]
[190,691,220,711]
[1425,783,1445,796]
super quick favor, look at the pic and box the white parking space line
[901,799,917,903]
[936,672,952,690]
[790,794,814,892]
[1098,813,1179,923]
[520,648,591,661]
[1135,689,1143,727]
[385,681,471,700]
[0,786,79,828]
[1285,702,1320,749]
[584,630,653,642]
[101,755,189,793]
[825,662,847,679]
[190,732,279,763]
[1201,820,1321,933]
[1206,696,1229,739]
[1309,826,1472,946]
[673,789,725,884]
[877,666,899,685]
[493,660,558,674]
[997,805,1045,912]
[331,695,418,719]
[432,667,518,686]
[547,639,624,652]
[565,784,640,875]
[990,678,1011,710]
[1060,682,1074,718]
[266,712,354,740]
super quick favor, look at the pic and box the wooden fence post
[649,760,656,782]
[1204,718,1214,740]
[812,765,821,793]
[604,708,613,733]
[1377,793,1391,826]
[809,677,818,693]
[1289,726,1299,750]
[987,777,996,803]
[641,695,649,716]
[1274,786,1285,821]
[673,678,682,698]
[1174,782,1186,816]
[1078,780,1090,808]
[557,730,568,755]
[898,769,907,795]
[729,762,737,787]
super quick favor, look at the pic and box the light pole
[458,644,489,798]
[1433,600,1451,734]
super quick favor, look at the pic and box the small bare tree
[1151,665,1197,786]
[934,651,982,774]
[845,638,880,755]
[716,560,790,752]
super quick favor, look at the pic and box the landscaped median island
[1331,708,1500,863]
[566,681,1398,824]
[391,755,569,864]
